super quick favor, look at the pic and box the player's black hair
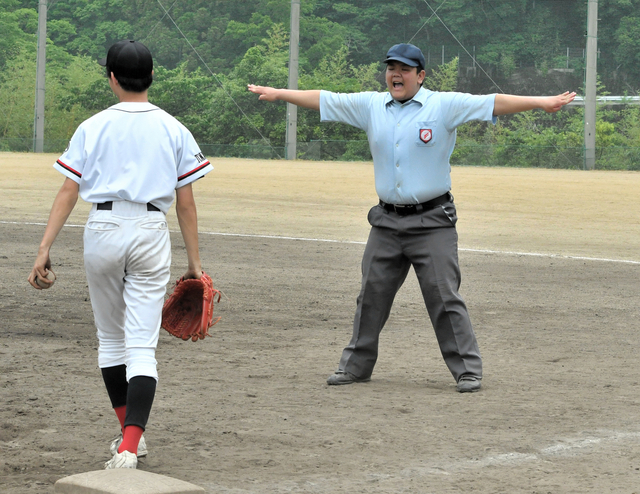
[105,66,153,92]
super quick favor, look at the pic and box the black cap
[383,43,425,69]
[98,40,153,79]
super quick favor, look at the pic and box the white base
[54,469,205,494]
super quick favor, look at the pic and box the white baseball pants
[84,201,171,382]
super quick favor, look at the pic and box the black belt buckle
[392,204,416,216]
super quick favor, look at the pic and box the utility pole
[33,0,47,153]
[285,0,300,160]
[584,0,598,170]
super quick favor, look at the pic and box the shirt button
[396,184,400,188]
[397,123,400,127]
[396,143,399,148]
[396,163,399,167]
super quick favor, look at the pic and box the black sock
[101,364,128,409]
[124,376,157,430]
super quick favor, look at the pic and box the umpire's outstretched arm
[493,92,576,115]
[247,85,321,111]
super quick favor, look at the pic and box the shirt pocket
[415,121,437,147]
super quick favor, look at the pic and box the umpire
[248,43,575,393]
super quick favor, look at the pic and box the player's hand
[182,268,202,280]
[247,84,280,102]
[28,251,52,289]
[542,91,577,113]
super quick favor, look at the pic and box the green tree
[0,47,36,143]
[0,4,37,69]
[614,15,640,82]
[0,41,104,150]
[424,57,458,92]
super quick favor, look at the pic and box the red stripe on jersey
[178,161,210,181]
[56,159,82,178]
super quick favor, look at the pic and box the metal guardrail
[568,96,640,106]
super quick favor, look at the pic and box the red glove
[161,272,221,341]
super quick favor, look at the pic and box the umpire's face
[386,61,425,102]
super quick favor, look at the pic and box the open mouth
[393,82,404,89]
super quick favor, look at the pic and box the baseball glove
[161,271,221,341]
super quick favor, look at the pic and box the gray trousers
[337,200,482,382]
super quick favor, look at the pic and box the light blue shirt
[320,87,497,204]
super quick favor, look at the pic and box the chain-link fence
[2,139,638,171]
[296,140,640,171]
[0,138,69,153]
[425,45,590,74]
[199,143,284,160]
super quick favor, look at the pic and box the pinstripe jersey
[54,102,213,214]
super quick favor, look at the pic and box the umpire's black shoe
[456,376,482,393]
[326,371,371,385]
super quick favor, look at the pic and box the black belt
[97,201,161,212]
[380,192,451,216]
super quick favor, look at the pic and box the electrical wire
[407,0,448,44]
[415,0,577,168]
[152,0,282,158]
[419,0,504,93]
[141,0,179,43]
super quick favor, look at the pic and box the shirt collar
[111,101,157,110]
[385,87,429,107]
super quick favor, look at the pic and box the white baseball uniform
[55,101,213,381]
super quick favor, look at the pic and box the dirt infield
[2,152,640,493]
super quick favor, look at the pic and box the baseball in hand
[36,270,56,289]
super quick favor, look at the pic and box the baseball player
[248,43,575,393]
[28,40,213,469]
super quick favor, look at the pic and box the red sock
[114,406,126,432]
[119,425,144,455]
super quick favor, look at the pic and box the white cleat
[110,434,148,457]
[104,450,137,469]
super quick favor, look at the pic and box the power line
[407,0,448,44]
[141,0,179,43]
[419,0,505,93]
[152,0,282,158]
[413,0,578,168]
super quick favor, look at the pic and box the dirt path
[2,153,640,493]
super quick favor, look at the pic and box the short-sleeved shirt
[54,102,213,214]
[320,87,496,204]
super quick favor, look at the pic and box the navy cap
[98,40,153,79]
[383,43,425,69]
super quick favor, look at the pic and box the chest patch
[419,128,433,143]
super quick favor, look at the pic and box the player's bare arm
[175,183,202,280]
[493,91,576,116]
[28,178,79,289]
[247,84,321,111]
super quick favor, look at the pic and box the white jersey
[54,102,213,214]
